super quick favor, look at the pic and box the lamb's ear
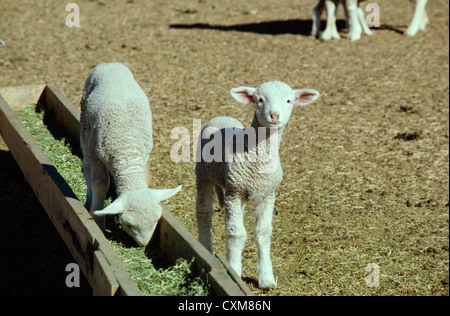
[294,89,320,106]
[93,198,124,216]
[230,87,256,104]
[152,185,182,203]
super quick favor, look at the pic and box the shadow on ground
[170,19,405,37]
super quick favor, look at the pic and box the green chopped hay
[112,242,209,296]
[15,103,210,296]
[17,103,87,203]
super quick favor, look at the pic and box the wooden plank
[92,250,120,296]
[158,209,251,296]
[0,94,142,296]
[158,208,225,273]
[208,270,246,296]
[0,94,95,285]
[216,254,254,296]
[39,84,81,140]
[97,242,142,296]
[0,84,45,110]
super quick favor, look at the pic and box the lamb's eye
[287,100,292,104]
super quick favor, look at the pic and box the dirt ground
[0,0,448,296]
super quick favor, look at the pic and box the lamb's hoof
[347,32,362,41]
[404,23,428,37]
[364,28,374,36]
[404,26,419,37]
[258,278,277,290]
[320,30,340,40]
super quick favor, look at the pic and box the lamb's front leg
[254,193,276,289]
[89,160,110,230]
[225,196,247,277]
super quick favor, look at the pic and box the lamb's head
[230,81,320,129]
[94,185,182,246]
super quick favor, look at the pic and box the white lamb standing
[80,62,182,246]
[195,81,320,289]
[312,0,429,41]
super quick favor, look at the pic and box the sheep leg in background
[321,0,341,40]
[346,0,363,41]
[312,0,341,40]
[357,4,373,35]
[316,0,370,41]
[254,193,276,289]
[404,0,429,36]
[311,0,325,37]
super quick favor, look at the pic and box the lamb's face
[118,190,163,246]
[93,185,182,247]
[230,81,320,129]
[253,81,296,129]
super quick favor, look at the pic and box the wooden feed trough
[0,84,253,296]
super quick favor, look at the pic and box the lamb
[80,62,182,246]
[195,81,320,289]
[312,0,429,41]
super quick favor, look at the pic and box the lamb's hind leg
[254,193,276,289]
[196,181,215,252]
